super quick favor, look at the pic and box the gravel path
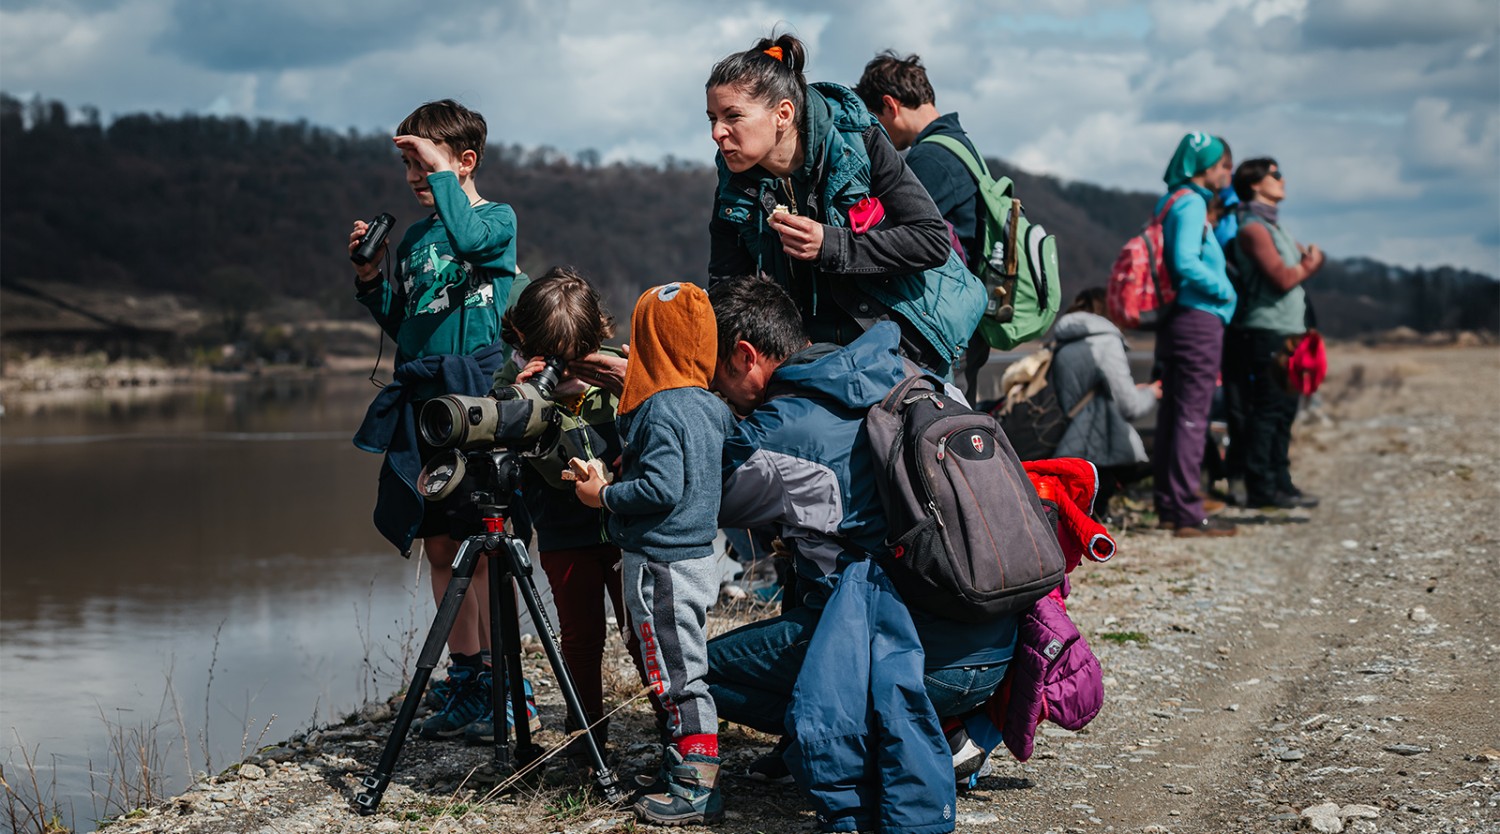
[97,345,1499,834]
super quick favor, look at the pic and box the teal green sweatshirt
[357,171,524,372]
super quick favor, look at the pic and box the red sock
[677,733,718,758]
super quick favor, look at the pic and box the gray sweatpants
[622,552,719,739]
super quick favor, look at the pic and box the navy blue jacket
[604,386,735,561]
[906,113,982,262]
[353,343,507,552]
[786,558,955,834]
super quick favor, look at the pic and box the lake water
[0,375,518,828]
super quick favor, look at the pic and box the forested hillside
[2,95,1494,343]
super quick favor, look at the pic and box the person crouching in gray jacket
[1051,288,1162,513]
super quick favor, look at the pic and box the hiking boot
[631,740,671,792]
[1201,497,1227,515]
[743,736,794,784]
[423,662,472,710]
[633,747,724,826]
[1226,477,1248,508]
[1174,517,1238,538]
[462,678,541,745]
[1280,488,1320,509]
[418,668,491,739]
[946,725,987,781]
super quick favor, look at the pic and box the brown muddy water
[0,375,548,825]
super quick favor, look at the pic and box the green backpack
[919,135,1062,350]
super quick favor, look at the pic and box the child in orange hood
[573,282,735,825]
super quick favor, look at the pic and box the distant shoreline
[0,354,385,398]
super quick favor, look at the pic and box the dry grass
[2,735,74,834]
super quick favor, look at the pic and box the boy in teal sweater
[347,99,526,740]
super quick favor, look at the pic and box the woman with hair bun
[705,32,984,376]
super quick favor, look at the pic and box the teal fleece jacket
[357,171,524,383]
[602,386,736,562]
[1157,184,1235,325]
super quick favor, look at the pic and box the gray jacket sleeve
[1092,336,1156,420]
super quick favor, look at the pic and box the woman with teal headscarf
[1152,131,1238,538]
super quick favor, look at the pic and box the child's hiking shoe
[743,736,794,784]
[423,662,472,710]
[462,678,541,745]
[633,748,723,826]
[418,669,490,739]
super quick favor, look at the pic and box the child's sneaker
[423,662,471,710]
[633,747,723,826]
[462,678,541,745]
[418,668,490,739]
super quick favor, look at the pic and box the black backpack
[990,343,1096,462]
[865,374,1066,623]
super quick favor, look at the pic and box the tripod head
[417,446,525,519]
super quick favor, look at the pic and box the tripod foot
[352,774,385,815]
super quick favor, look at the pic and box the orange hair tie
[763,46,784,62]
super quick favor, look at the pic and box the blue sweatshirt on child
[603,386,735,562]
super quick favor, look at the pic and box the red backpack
[1106,189,1191,330]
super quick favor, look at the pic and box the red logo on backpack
[1106,189,1192,330]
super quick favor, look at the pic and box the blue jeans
[706,606,1009,735]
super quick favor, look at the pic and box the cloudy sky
[3,0,1496,274]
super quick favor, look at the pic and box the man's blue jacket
[786,558,955,834]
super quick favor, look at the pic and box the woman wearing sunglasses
[1224,158,1326,511]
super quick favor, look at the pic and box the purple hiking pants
[1153,307,1225,528]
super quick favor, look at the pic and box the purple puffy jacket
[999,594,1104,762]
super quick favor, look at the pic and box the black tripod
[354,453,623,813]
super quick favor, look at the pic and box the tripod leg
[354,536,484,815]
[496,567,543,769]
[503,537,624,804]
[486,549,512,773]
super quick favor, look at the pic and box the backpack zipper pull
[937,436,947,461]
[928,500,945,529]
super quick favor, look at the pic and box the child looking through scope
[492,267,653,763]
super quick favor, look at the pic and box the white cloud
[1401,97,1500,181]
[0,0,1496,274]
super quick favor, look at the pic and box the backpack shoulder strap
[917,134,999,187]
[1066,388,1098,419]
[1156,188,1194,225]
[876,373,945,414]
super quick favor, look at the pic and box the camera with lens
[415,356,566,506]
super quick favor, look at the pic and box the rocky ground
[93,344,1499,834]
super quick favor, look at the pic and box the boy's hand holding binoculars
[348,220,385,284]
